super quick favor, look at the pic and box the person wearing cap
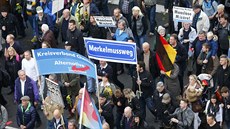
[160,93,175,129]
[98,93,114,129]
[131,112,147,129]
[32,6,54,48]
[192,4,210,33]
[0,7,20,39]
[16,96,36,129]
[152,82,171,121]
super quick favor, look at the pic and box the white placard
[52,0,64,14]
[45,78,65,107]
[173,6,194,23]
[93,16,116,27]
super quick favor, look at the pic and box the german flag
[156,33,177,76]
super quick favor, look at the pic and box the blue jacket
[34,14,54,36]
[16,102,36,129]
[207,39,218,57]
[14,76,39,104]
[192,38,207,58]
[113,29,129,41]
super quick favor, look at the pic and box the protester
[16,96,36,129]
[52,109,68,129]
[5,47,21,94]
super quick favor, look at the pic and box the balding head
[63,9,70,19]
[142,42,150,53]
[124,106,132,118]
[53,109,61,119]
[78,88,84,99]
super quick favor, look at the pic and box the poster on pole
[84,38,137,64]
[52,0,64,14]
[45,78,65,107]
[93,16,116,27]
[173,6,194,22]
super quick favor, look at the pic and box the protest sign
[93,16,116,27]
[45,78,64,107]
[52,0,64,14]
[84,38,137,64]
[173,6,194,22]
[32,48,97,79]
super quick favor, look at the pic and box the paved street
[1,1,170,129]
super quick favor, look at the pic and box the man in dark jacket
[220,87,230,129]
[132,61,155,119]
[66,19,85,56]
[139,42,160,91]
[214,13,230,55]
[14,70,39,104]
[121,106,135,129]
[99,93,114,129]
[16,96,36,129]
[217,55,230,90]
[0,7,20,39]
[169,34,188,93]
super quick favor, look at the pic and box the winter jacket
[216,65,230,89]
[51,115,68,129]
[215,22,230,50]
[66,28,85,55]
[14,76,39,104]
[132,70,153,98]
[119,0,137,15]
[16,102,36,129]
[113,28,130,41]
[192,10,210,33]
[170,107,195,129]
[41,30,57,48]
[197,52,219,76]
[131,15,148,36]
[0,13,20,38]
[138,51,160,78]
[178,27,197,44]
[34,14,54,37]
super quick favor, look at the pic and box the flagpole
[79,84,86,129]
[94,64,101,112]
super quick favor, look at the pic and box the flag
[79,87,102,129]
[155,33,177,76]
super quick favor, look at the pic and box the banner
[51,0,64,14]
[32,48,97,79]
[45,78,64,107]
[84,38,137,64]
[93,16,116,27]
[173,6,194,23]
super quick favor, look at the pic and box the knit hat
[162,93,171,104]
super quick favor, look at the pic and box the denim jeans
[146,5,156,33]
[134,34,146,49]
[140,96,155,119]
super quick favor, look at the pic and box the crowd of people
[0,0,230,129]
